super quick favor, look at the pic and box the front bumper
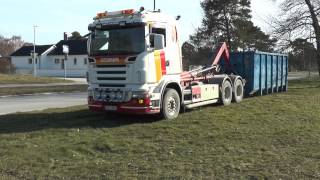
[88,97,160,114]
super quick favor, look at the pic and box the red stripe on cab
[160,51,166,75]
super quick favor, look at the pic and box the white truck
[87,8,244,119]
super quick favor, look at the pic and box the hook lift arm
[180,42,231,82]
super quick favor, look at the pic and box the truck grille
[97,77,126,81]
[94,64,127,88]
[96,65,126,68]
[99,84,126,88]
[97,71,126,74]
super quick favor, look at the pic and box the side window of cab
[150,27,166,47]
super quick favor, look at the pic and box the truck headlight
[125,91,132,101]
[101,92,107,99]
[132,91,149,99]
[116,92,123,100]
[110,92,116,99]
[94,91,101,99]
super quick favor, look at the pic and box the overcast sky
[0,0,279,45]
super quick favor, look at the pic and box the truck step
[185,99,219,109]
[183,100,192,105]
[183,89,192,95]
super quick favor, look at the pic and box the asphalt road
[0,83,87,88]
[0,92,87,115]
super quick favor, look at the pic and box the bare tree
[274,0,320,76]
[0,36,14,57]
[0,35,25,57]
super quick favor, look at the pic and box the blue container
[229,51,288,96]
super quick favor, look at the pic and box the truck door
[150,24,170,76]
[151,23,182,75]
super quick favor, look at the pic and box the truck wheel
[233,79,244,103]
[220,80,232,106]
[162,89,180,120]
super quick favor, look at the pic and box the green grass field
[0,78,319,179]
[0,74,72,84]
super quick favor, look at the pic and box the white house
[11,45,53,74]
[10,39,88,77]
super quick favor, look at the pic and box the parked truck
[86,8,288,119]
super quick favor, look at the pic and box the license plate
[105,106,117,111]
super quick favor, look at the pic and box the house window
[55,59,60,64]
[84,58,87,65]
[28,58,32,64]
[74,58,77,65]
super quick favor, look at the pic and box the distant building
[10,45,53,74]
[10,39,88,77]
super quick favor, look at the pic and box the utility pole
[63,45,69,80]
[154,0,156,11]
[33,25,38,77]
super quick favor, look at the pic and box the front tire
[162,89,180,120]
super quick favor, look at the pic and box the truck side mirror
[150,34,165,50]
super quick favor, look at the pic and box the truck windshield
[90,26,145,55]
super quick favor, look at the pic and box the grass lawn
[0,85,88,96]
[0,78,319,179]
[0,74,72,84]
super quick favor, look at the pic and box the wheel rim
[167,97,177,116]
[225,86,231,100]
[236,84,243,97]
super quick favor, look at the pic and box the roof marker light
[96,12,107,19]
[122,9,135,15]
[94,9,135,20]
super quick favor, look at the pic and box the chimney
[64,32,68,40]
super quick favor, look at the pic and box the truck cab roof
[88,9,177,31]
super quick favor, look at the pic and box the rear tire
[161,89,180,120]
[233,79,244,103]
[220,80,233,106]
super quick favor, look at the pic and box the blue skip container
[229,51,288,96]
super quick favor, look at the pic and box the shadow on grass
[0,109,161,134]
